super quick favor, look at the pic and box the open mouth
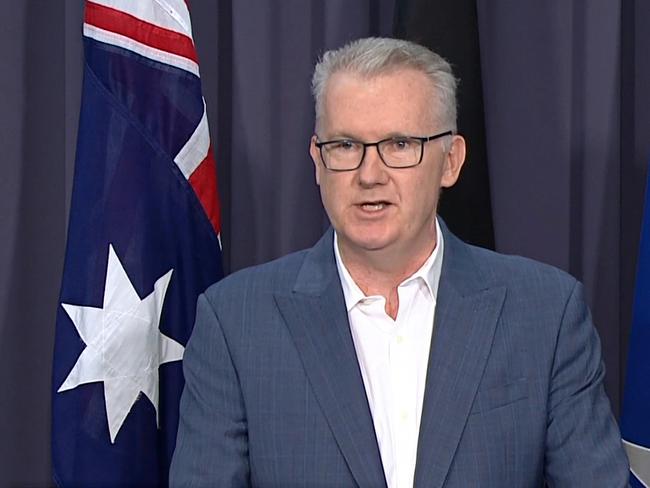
[359,201,390,211]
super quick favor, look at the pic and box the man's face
[310,68,466,262]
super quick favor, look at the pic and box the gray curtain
[0,2,80,486]
[1,0,647,486]
[477,0,650,414]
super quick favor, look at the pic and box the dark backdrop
[1,1,649,486]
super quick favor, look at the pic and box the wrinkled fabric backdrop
[1,1,649,486]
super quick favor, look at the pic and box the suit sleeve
[544,281,629,487]
[169,292,250,487]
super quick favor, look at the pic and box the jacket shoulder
[465,243,577,292]
[203,248,310,302]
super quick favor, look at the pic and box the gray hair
[311,37,458,132]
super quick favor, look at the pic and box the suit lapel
[414,228,506,488]
[274,230,387,488]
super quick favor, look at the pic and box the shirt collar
[334,218,444,312]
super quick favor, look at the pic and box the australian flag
[622,159,650,487]
[52,1,223,486]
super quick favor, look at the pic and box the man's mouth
[359,201,390,212]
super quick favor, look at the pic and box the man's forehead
[318,68,440,132]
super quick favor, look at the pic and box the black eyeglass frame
[314,130,453,172]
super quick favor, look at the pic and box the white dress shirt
[334,219,444,488]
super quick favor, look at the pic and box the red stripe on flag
[188,146,221,235]
[85,1,198,64]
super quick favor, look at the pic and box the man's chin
[339,233,395,254]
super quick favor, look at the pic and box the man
[170,38,628,487]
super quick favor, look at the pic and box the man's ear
[441,134,466,188]
[309,135,322,186]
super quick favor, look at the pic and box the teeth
[362,203,385,211]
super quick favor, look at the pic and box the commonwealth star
[58,244,184,443]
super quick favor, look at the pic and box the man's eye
[332,140,356,151]
[390,138,413,151]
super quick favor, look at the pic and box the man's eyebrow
[322,131,413,141]
[321,132,359,141]
[382,131,411,139]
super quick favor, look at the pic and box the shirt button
[396,335,404,344]
[400,411,408,422]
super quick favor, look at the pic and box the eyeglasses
[314,130,453,172]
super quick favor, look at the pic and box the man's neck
[337,234,438,319]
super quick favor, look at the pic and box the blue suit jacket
[170,224,628,487]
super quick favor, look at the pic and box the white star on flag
[58,244,184,443]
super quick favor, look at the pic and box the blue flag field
[622,159,650,487]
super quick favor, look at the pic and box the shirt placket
[389,285,418,488]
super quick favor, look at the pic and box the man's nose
[357,145,389,186]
